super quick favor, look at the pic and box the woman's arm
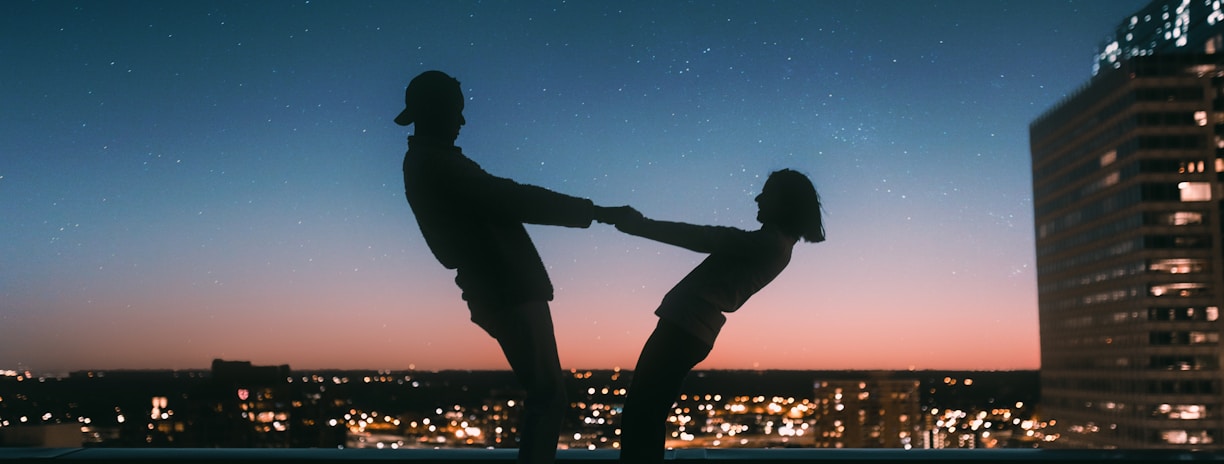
[616,216,753,254]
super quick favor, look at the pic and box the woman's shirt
[617,219,798,346]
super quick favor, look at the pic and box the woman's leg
[618,319,712,464]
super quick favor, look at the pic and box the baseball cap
[394,70,461,126]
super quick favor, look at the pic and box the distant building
[809,378,920,448]
[1031,1,1224,448]
[197,359,295,447]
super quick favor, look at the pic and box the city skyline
[1,1,1148,372]
[0,365,1042,449]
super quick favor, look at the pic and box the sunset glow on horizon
[1,1,1150,373]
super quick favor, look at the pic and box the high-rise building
[1031,1,1224,449]
[1095,0,1224,76]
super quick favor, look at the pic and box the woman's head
[755,169,825,243]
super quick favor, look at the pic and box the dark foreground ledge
[4,448,1224,463]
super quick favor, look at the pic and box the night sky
[2,1,1149,373]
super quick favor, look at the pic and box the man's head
[395,70,465,141]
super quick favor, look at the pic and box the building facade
[1030,53,1224,448]
[1033,0,1224,449]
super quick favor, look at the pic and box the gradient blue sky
[1,0,1149,372]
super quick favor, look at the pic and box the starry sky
[1,0,1150,373]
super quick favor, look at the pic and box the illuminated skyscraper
[1031,1,1224,448]
[1095,0,1224,76]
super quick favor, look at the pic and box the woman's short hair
[766,169,825,243]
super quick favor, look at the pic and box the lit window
[1163,430,1189,444]
[1150,282,1209,297]
[1148,258,1207,274]
[1171,212,1203,225]
[1189,332,1219,344]
[1100,150,1118,167]
[1178,182,1212,201]
[1162,429,1214,445]
[1180,161,1206,173]
[1156,404,1208,420]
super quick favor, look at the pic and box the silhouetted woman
[614,169,825,464]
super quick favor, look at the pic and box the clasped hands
[594,205,644,227]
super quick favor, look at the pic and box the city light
[0,366,1042,449]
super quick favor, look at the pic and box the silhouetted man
[395,70,621,463]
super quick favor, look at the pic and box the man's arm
[445,158,596,228]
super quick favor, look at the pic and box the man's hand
[594,205,644,225]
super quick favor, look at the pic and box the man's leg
[475,301,567,464]
[618,319,712,464]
